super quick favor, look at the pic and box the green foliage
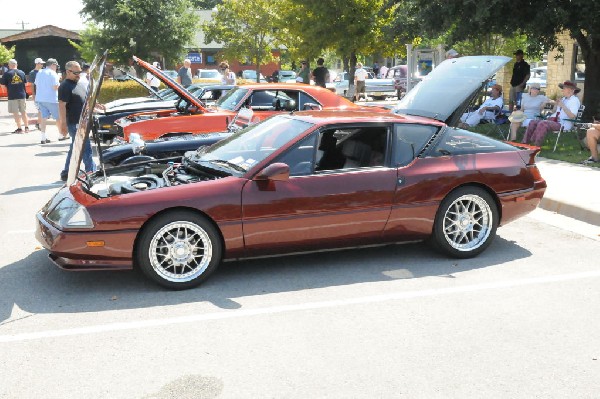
[80,0,199,67]
[203,0,282,82]
[98,80,153,103]
[0,44,15,64]
[191,0,221,8]
[69,25,104,63]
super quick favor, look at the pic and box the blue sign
[188,52,202,64]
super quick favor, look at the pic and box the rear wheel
[431,187,498,258]
[136,211,222,289]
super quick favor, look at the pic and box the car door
[241,124,397,256]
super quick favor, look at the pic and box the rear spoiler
[507,141,542,165]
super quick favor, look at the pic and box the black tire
[431,187,498,258]
[136,211,222,289]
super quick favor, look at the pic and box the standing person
[146,62,161,91]
[507,83,549,140]
[219,62,236,85]
[177,58,193,87]
[78,63,90,88]
[0,59,29,133]
[58,61,95,181]
[379,63,389,79]
[509,49,530,111]
[354,62,368,102]
[34,58,62,143]
[372,62,379,78]
[28,57,45,130]
[522,81,581,147]
[311,58,330,88]
[297,61,310,84]
[445,49,459,59]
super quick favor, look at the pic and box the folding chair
[480,108,510,140]
[553,104,585,151]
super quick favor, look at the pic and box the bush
[99,80,150,104]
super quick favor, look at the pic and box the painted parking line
[2,269,600,343]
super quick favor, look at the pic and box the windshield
[199,70,220,79]
[216,87,249,110]
[196,115,313,173]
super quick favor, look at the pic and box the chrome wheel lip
[149,221,212,283]
[442,194,493,252]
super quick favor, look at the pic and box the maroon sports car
[35,54,546,289]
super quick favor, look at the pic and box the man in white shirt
[354,62,369,102]
[522,80,581,146]
[34,58,62,143]
[146,62,161,91]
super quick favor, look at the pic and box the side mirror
[254,163,290,181]
[129,133,146,154]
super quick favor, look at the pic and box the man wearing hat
[28,58,45,130]
[459,84,504,128]
[446,49,459,59]
[509,49,530,112]
[34,57,63,143]
[522,81,581,146]
[508,82,549,140]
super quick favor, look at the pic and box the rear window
[431,128,516,156]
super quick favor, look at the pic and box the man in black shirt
[58,61,95,181]
[509,49,530,111]
[0,59,29,133]
[311,58,330,89]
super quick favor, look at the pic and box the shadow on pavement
[0,236,531,323]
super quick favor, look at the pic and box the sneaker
[58,136,69,141]
[13,128,23,134]
[582,157,599,165]
[40,139,51,144]
[24,126,29,133]
[60,172,68,182]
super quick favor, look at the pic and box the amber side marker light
[86,241,105,247]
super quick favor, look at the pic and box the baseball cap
[46,58,58,65]
[34,57,45,64]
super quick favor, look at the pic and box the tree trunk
[578,36,600,121]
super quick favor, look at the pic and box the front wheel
[136,211,222,289]
[431,187,498,258]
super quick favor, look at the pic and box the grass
[470,123,600,168]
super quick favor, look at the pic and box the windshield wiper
[209,159,246,173]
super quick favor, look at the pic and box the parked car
[328,71,397,100]
[114,56,366,142]
[35,54,546,290]
[277,70,297,83]
[195,69,221,81]
[162,70,178,81]
[527,66,547,89]
[0,82,33,98]
[94,82,234,143]
[241,70,267,82]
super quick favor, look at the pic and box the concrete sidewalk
[0,98,598,226]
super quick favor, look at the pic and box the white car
[527,66,547,89]
[328,71,397,100]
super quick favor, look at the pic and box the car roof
[284,109,446,126]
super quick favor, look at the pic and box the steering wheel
[176,98,191,114]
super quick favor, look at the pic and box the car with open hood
[113,56,364,142]
[35,54,546,290]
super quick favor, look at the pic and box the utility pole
[16,21,29,30]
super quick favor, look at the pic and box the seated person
[522,81,581,146]
[582,122,600,165]
[508,83,549,140]
[459,84,503,128]
[316,133,345,170]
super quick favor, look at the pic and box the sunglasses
[68,70,82,75]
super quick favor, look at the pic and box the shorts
[509,85,523,105]
[8,99,27,114]
[356,80,366,94]
[38,102,60,120]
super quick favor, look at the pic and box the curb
[539,197,600,227]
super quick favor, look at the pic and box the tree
[191,0,221,8]
[391,0,600,119]
[202,0,283,82]
[80,0,199,67]
[0,43,15,65]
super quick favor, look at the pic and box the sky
[0,0,86,31]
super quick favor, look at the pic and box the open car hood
[68,51,108,185]
[393,56,510,125]
[133,56,207,113]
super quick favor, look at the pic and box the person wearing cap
[445,49,459,59]
[28,58,45,130]
[508,83,549,140]
[354,62,369,101]
[509,49,530,112]
[0,59,29,133]
[459,84,504,128]
[522,81,581,147]
[34,57,63,143]
[146,62,161,91]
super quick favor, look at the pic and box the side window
[432,128,516,156]
[316,126,388,172]
[299,92,321,110]
[276,133,318,176]
[249,91,276,110]
[393,124,439,166]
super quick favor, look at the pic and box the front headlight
[46,198,94,229]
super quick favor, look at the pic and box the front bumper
[35,212,136,271]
